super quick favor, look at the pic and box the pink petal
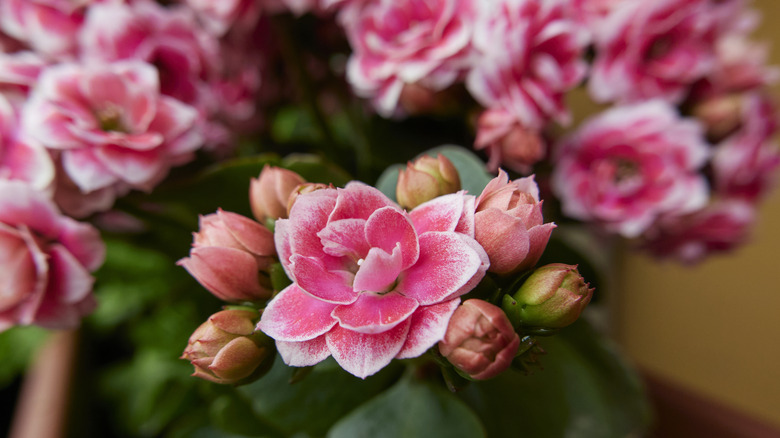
[61,148,117,193]
[332,291,418,334]
[396,299,460,359]
[40,244,94,304]
[409,192,465,234]
[474,208,530,274]
[287,189,338,260]
[317,218,370,260]
[55,216,105,271]
[0,227,37,311]
[329,182,397,222]
[352,245,403,293]
[217,210,275,256]
[289,254,358,304]
[258,284,337,342]
[147,96,198,140]
[93,145,165,188]
[455,194,476,237]
[178,246,262,302]
[274,218,293,275]
[276,336,331,367]
[397,232,485,305]
[326,319,411,378]
[365,206,419,269]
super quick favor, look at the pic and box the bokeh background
[613,0,780,430]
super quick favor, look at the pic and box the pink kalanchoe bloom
[0,0,96,59]
[474,108,546,173]
[0,51,47,101]
[0,180,105,330]
[712,93,780,202]
[259,183,489,378]
[22,61,202,214]
[641,199,755,264]
[552,100,710,238]
[343,0,475,117]
[179,209,276,303]
[438,299,520,380]
[0,94,54,191]
[466,0,588,130]
[588,0,719,104]
[475,170,555,275]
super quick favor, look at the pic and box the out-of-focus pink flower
[259,183,489,378]
[22,61,202,214]
[0,0,94,58]
[553,100,710,237]
[0,94,53,191]
[712,93,780,202]
[0,180,105,330]
[474,108,546,173]
[571,0,622,32]
[438,299,519,380]
[588,0,719,104]
[641,199,755,263]
[466,0,588,130]
[79,1,219,106]
[701,34,779,97]
[475,170,555,275]
[249,165,306,223]
[0,51,47,100]
[343,0,474,117]
[179,209,276,303]
[183,0,261,36]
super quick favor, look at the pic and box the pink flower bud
[286,182,333,217]
[178,209,276,302]
[438,299,520,380]
[249,165,306,222]
[691,94,743,142]
[502,264,594,329]
[474,109,545,173]
[396,154,461,210]
[181,308,274,385]
[474,170,555,275]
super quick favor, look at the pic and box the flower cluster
[181,160,592,380]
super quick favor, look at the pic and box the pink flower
[552,100,710,237]
[475,170,555,275]
[438,299,519,380]
[712,93,780,202]
[641,199,755,264]
[343,0,474,117]
[22,61,202,213]
[474,108,546,173]
[0,51,47,100]
[466,0,588,130]
[249,165,306,223]
[0,180,105,330]
[588,0,719,104]
[179,209,276,303]
[0,94,54,191]
[0,0,94,58]
[79,1,219,107]
[259,183,489,378]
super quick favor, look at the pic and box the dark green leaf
[239,357,401,436]
[328,374,486,438]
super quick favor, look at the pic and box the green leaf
[375,145,494,201]
[239,357,401,436]
[210,394,285,438]
[456,319,651,438]
[328,375,486,438]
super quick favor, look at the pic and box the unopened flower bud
[502,264,594,329]
[178,209,276,302]
[475,109,545,173]
[181,308,275,385]
[250,165,305,222]
[439,299,520,380]
[691,94,743,142]
[474,170,555,275]
[286,182,333,217]
[397,154,461,209]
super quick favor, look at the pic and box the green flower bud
[502,264,593,330]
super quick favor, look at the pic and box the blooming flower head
[0,94,54,190]
[0,180,105,330]
[466,0,589,130]
[22,61,202,215]
[0,0,94,58]
[553,100,710,237]
[343,0,475,117]
[259,183,489,378]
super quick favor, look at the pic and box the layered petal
[326,319,412,379]
[258,284,338,342]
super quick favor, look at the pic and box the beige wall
[615,0,780,428]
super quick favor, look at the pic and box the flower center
[96,105,126,133]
